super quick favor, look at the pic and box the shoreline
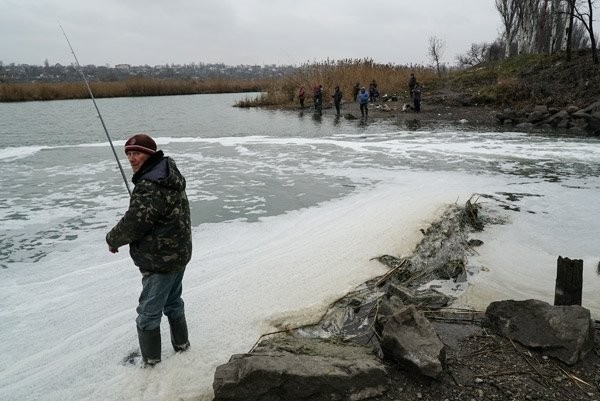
[276,97,505,133]
[271,92,600,136]
[213,198,600,401]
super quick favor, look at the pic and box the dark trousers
[360,103,368,118]
[414,99,421,112]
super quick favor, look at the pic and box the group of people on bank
[297,73,422,120]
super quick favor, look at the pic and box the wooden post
[554,256,583,306]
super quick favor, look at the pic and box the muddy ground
[368,316,600,401]
[289,92,504,134]
[368,201,600,401]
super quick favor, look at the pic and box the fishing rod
[279,48,313,88]
[59,23,132,196]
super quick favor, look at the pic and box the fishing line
[278,47,317,104]
[59,23,132,196]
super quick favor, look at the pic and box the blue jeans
[136,271,185,330]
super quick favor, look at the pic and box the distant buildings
[0,62,298,84]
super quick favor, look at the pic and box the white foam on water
[0,171,476,401]
[0,145,49,161]
[455,185,600,317]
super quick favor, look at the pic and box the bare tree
[566,0,577,60]
[573,0,599,63]
[495,0,594,59]
[516,0,565,54]
[549,0,570,53]
[537,0,563,53]
[489,40,507,60]
[572,21,591,48]
[496,0,522,56]
[456,43,490,67]
[428,36,446,77]
[515,0,536,54]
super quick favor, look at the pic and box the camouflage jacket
[106,151,192,274]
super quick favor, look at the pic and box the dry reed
[237,58,438,107]
[0,78,264,102]
[1,59,438,105]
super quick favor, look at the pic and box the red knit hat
[124,133,157,155]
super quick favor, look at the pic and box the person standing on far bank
[408,73,417,98]
[357,87,369,120]
[352,82,360,101]
[332,86,343,116]
[106,133,192,367]
[369,79,379,102]
[313,85,323,114]
[412,82,422,112]
[298,86,306,109]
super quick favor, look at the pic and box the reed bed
[1,59,438,105]
[0,78,264,102]
[236,58,438,107]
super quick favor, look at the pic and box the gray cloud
[1,0,502,67]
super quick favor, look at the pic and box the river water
[1,93,599,400]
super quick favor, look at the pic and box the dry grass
[1,59,439,105]
[0,78,264,102]
[237,58,438,107]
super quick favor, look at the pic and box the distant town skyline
[2,0,502,67]
[1,61,300,85]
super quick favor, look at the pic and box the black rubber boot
[137,327,161,367]
[168,316,190,352]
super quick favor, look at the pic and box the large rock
[527,105,549,123]
[582,100,600,114]
[496,101,600,135]
[516,122,535,130]
[571,110,593,121]
[376,302,446,378]
[483,299,594,365]
[496,108,516,124]
[543,109,569,126]
[589,111,600,132]
[212,336,390,401]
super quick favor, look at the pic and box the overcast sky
[2,0,502,67]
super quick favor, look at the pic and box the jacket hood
[132,151,186,192]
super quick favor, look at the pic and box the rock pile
[496,100,600,135]
[212,299,596,401]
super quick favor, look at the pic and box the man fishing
[106,133,192,367]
